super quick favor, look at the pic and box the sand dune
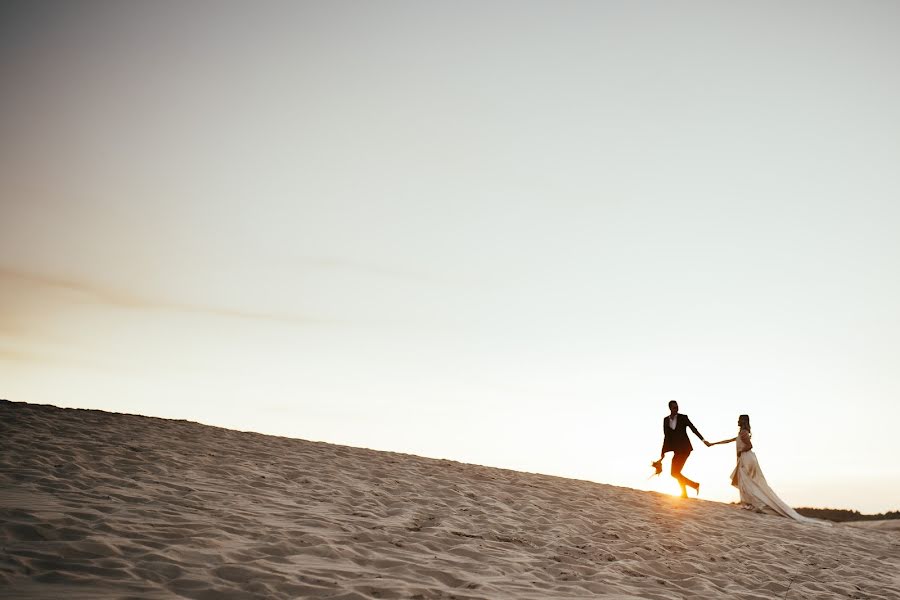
[2,400,898,599]
[845,520,900,532]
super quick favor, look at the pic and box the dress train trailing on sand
[730,435,825,525]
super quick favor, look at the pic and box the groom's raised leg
[671,451,699,498]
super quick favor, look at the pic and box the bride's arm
[708,437,737,446]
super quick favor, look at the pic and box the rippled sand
[2,400,898,599]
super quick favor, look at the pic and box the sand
[2,400,899,600]
[845,520,900,532]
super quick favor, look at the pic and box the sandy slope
[845,520,900,532]
[2,400,898,600]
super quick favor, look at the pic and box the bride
[709,415,828,525]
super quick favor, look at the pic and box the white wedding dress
[730,433,828,525]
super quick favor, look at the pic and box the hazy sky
[2,1,899,513]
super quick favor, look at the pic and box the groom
[659,400,710,498]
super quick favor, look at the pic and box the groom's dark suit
[662,413,705,497]
[662,413,704,454]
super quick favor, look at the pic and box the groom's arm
[660,418,667,459]
[685,416,710,446]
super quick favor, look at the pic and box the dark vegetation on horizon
[795,508,900,522]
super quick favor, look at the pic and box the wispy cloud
[0,266,331,326]
[0,348,39,363]
[293,257,434,283]
[0,346,114,371]
[288,256,489,287]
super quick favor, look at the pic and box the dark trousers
[671,451,698,497]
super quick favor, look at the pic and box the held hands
[704,438,736,447]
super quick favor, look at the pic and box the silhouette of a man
[659,400,710,498]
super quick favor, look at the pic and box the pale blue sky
[2,1,899,512]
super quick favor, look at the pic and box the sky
[2,1,899,514]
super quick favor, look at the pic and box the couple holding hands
[656,400,824,524]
